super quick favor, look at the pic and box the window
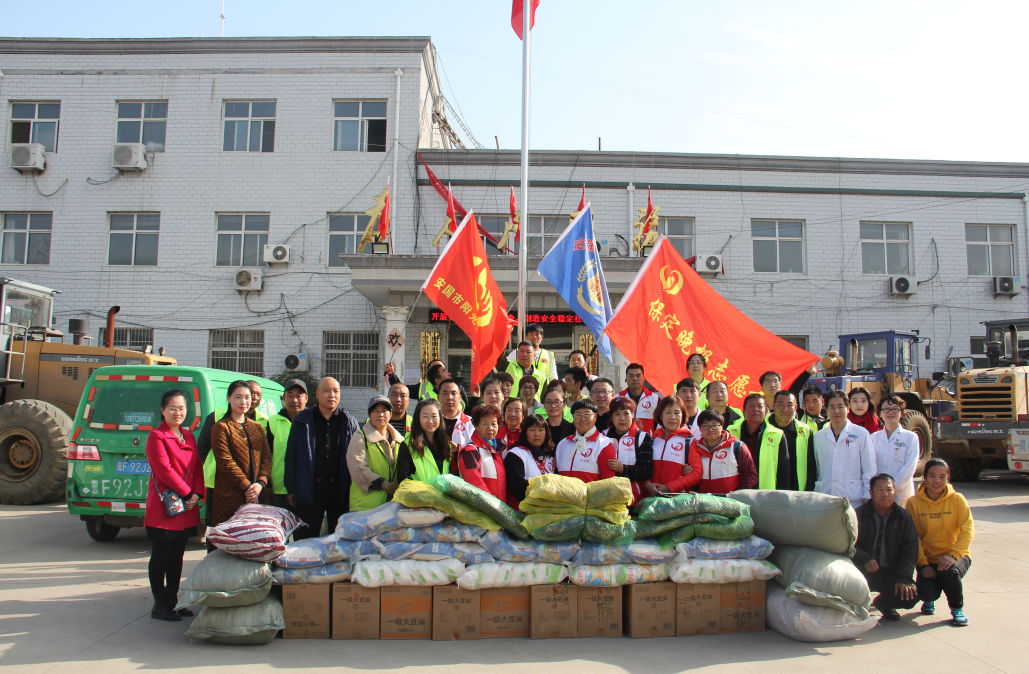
[846,338,888,371]
[752,219,804,273]
[10,102,60,152]
[323,331,378,387]
[966,224,1014,277]
[98,327,154,352]
[333,101,387,152]
[476,215,508,256]
[1,213,51,265]
[108,213,159,266]
[116,102,167,152]
[223,101,276,152]
[217,214,269,267]
[526,216,564,256]
[777,335,809,351]
[210,329,264,376]
[661,218,694,259]
[327,214,372,266]
[860,222,910,275]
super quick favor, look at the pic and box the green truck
[66,365,284,541]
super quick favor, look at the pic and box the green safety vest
[266,412,293,495]
[367,415,413,443]
[563,406,573,423]
[408,443,452,483]
[203,406,269,489]
[349,429,399,512]
[800,412,827,436]
[694,378,713,410]
[504,360,549,401]
[727,418,811,491]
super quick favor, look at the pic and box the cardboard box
[720,580,767,633]
[480,586,531,638]
[577,586,622,638]
[380,586,433,640]
[530,584,577,639]
[433,585,480,641]
[331,584,380,640]
[624,582,676,638]
[676,583,720,636]
[282,584,331,639]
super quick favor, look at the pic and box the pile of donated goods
[177,474,879,644]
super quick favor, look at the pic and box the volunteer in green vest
[728,393,790,490]
[505,340,549,401]
[397,399,456,482]
[507,323,558,381]
[346,395,403,511]
[800,384,829,433]
[705,380,743,426]
[265,379,308,508]
[765,390,817,491]
[687,353,712,410]
[386,382,413,440]
[417,359,445,401]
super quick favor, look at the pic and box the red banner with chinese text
[422,212,513,386]
[604,237,818,406]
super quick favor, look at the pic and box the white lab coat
[870,426,920,506]
[813,420,877,507]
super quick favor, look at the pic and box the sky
[5,0,1028,162]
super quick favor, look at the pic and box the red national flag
[509,187,520,241]
[604,237,818,406]
[511,0,540,40]
[422,212,513,386]
[446,183,457,233]
[419,153,467,217]
[577,183,586,212]
[379,181,390,241]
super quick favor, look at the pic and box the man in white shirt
[814,390,877,508]
[870,393,920,506]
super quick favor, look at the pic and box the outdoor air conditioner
[233,268,263,292]
[697,254,724,275]
[284,353,309,371]
[993,276,1019,297]
[889,276,917,296]
[112,143,147,171]
[263,244,290,264]
[10,143,46,173]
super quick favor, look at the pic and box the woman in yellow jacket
[906,458,975,626]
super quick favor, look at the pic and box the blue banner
[536,204,613,361]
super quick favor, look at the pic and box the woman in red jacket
[646,395,702,497]
[145,389,205,622]
[691,408,758,494]
[458,404,507,501]
[496,398,524,452]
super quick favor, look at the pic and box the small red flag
[379,181,390,241]
[446,183,457,233]
[577,184,586,212]
[511,0,540,40]
[509,187,520,241]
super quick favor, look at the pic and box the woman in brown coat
[210,380,273,525]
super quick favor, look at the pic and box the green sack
[580,516,636,546]
[636,493,743,521]
[695,516,755,540]
[771,546,872,620]
[393,479,501,531]
[184,594,284,645]
[657,524,696,549]
[524,474,588,509]
[519,498,585,516]
[585,477,633,509]
[431,473,529,539]
[176,550,272,609]
[633,513,729,539]
[530,515,586,541]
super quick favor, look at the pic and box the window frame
[216,213,270,267]
[859,221,912,276]
[332,100,388,152]
[777,335,809,351]
[323,331,379,388]
[10,102,61,153]
[526,215,564,257]
[114,101,168,152]
[222,100,276,153]
[659,217,695,260]
[98,327,154,352]
[209,329,265,377]
[1,212,52,266]
[751,219,806,274]
[107,213,160,267]
[965,223,1016,277]
[327,213,373,266]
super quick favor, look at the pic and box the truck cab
[810,330,926,411]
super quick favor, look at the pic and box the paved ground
[2,471,1026,674]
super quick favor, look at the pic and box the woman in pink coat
[145,389,204,622]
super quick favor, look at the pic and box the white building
[2,37,1028,408]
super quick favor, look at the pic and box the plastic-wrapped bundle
[456,562,568,590]
[375,521,486,544]
[766,584,878,642]
[272,560,353,585]
[478,530,579,563]
[636,493,743,521]
[770,546,871,620]
[584,478,633,524]
[523,474,588,509]
[569,563,670,586]
[275,534,343,568]
[528,515,586,541]
[571,540,675,566]
[580,516,636,545]
[669,558,781,584]
[393,480,501,531]
[693,504,754,540]
[176,550,272,610]
[184,594,283,645]
[657,524,696,549]
[351,558,465,587]
[334,502,448,540]
[634,513,728,539]
[372,539,493,565]
[207,504,305,561]
[729,490,858,557]
[326,538,379,562]
[431,474,529,539]
[675,535,774,561]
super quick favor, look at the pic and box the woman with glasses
[687,353,712,410]
[504,414,555,507]
[542,386,575,441]
[871,393,920,505]
[690,409,757,494]
[645,395,702,497]
[602,397,653,505]
[517,377,546,416]
[555,399,617,483]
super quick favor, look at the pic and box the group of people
[140,322,974,627]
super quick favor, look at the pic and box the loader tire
[0,400,71,505]
[901,410,933,478]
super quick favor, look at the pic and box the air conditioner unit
[263,244,290,264]
[284,353,309,371]
[889,276,917,296]
[10,143,46,173]
[112,143,147,171]
[233,268,263,292]
[993,276,1019,297]
[697,254,724,275]
[595,240,608,257]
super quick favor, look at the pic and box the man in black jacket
[854,473,920,620]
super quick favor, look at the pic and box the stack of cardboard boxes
[280,580,765,640]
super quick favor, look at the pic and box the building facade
[3,37,1028,408]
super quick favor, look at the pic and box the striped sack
[207,504,306,562]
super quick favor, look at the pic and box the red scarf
[848,410,882,434]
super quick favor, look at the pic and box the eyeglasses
[573,412,596,419]
[700,424,722,431]
[880,407,902,415]
[544,400,563,406]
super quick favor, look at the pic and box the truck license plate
[116,460,151,475]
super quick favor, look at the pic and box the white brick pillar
[381,305,410,391]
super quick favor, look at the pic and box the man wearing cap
[265,379,308,509]
[347,395,404,511]
[285,377,359,539]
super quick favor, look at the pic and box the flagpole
[518,0,531,343]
